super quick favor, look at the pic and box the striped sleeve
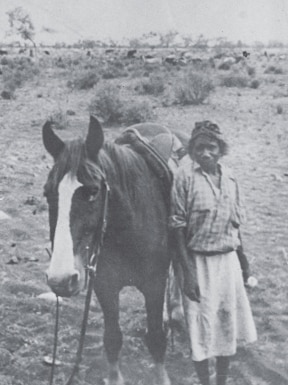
[234,178,247,225]
[169,168,188,229]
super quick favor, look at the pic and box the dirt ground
[0,48,288,385]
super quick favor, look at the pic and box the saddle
[115,123,175,207]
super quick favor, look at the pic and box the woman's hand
[174,228,200,302]
[183,274,200,302]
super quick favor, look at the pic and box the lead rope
[49,266,95,385]
[49,295,59,385]
[65,271,95,385]
[166,267,175,352]
[48,252,98,385]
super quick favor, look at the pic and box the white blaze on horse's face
[46,172,83,296]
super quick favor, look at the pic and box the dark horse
[43,116,171,385]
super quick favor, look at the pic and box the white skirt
[183,251,257,361]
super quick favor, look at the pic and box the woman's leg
[194,359,210,385]
[216,356,230,385]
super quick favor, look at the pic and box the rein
[49,179,110,385]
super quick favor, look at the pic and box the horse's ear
[42,121,65,160]
[85,115,104,162]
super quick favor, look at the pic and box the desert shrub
[218,62,231,71]
[129,67,145,79]
[136,73,166,96]
[1,56,12,66]
[1,58,40,98]
[55,56,72,69]
[67,69,99,89]
[127,61,145,78]
[112,59,125,69]
[221,74,249,88]
[247,66,256,76]
[101,61,129,79]
[89,82,123,125]
[191,59,215,72]
[276,104,283,114]
[121,100,155,125]
[174,70,214,105]
[142,63,162,75]
[264,65,283,74]
[1,89,14,99]
[72,58,81,66]
[250,79,260,89]
[48,109,68,130]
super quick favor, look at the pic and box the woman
[169,121,257,385]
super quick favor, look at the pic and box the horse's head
[43,116,108,297]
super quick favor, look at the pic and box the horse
[42,116,172,385]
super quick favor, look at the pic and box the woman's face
[192,135,221,173]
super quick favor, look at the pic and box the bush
[48,109,68,130]
[247,66,256,76]
[121,100,155,125]
[67,70,99,89]
[250,79,260,89]
[221,74,249,88]
[264,65,283,74]
[218,62,231,71]
[89,82,123,125]
[1,58,40,98]
[101,61,129,79]
[1,90,14,100]
[174,70,214,105]
[136,73,166,96]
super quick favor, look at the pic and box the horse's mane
[98,141,149,197]
[45,138,155,208]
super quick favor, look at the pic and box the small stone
[245,276,258,288]
[6,256,19,265]
[37,292,63,303]
[0,211,10,220]
[43,355,62,366]
[0,349,12,370]
[271,173,284,182]
[278,247,288,264]
[26,256,39,262]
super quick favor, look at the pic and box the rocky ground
[0,48,287,385]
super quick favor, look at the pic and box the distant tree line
[3,7,288,50]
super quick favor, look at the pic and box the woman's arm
[237,230,251,283]
[174,227,200,302]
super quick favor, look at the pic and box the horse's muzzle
[46,269,81,297]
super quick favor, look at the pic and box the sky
[0,0,288,46]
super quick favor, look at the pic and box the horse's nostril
[69,271,80,291]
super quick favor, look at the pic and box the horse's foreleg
[95,281,124,385]
[143,279,171,385]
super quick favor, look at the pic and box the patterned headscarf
[189,120,229,156]
[191,120,223,142]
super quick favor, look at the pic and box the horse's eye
[85,187,99,202]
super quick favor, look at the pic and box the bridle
[49,174,110,385]
[84,178,110,288]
